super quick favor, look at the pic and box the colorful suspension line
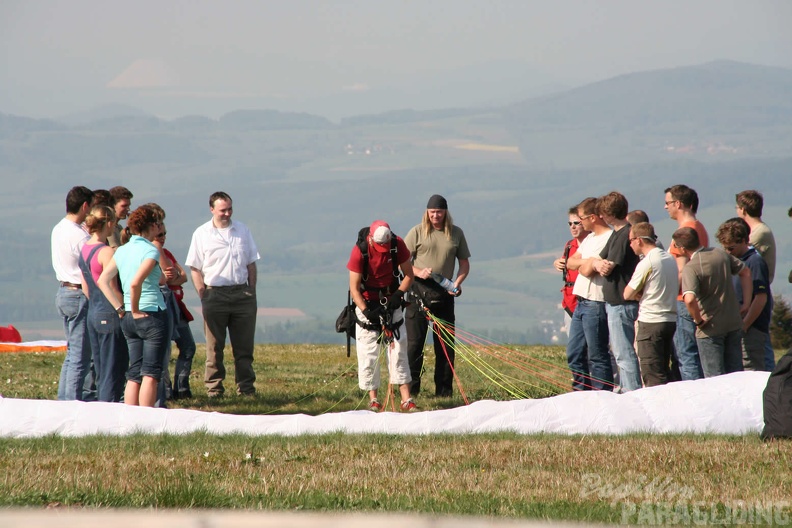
[422,306,617,400]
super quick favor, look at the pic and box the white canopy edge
[0,371,768,438]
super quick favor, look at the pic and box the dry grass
[2,433,791,519]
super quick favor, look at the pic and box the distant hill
[56,103,152,127]
[340,108,482,127]
[506,60,792,128]
[503,60,792,168]
[218,109,335,131]
[0,113,62,139]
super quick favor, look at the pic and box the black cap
[426,194,448,210]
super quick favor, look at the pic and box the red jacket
[561,238,581,315]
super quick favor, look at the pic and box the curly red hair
[127,206,160,236]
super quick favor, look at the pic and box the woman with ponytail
[78,205,129,402]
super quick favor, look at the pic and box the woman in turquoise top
[98,206,168,407]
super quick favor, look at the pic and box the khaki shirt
[404,224,470,279]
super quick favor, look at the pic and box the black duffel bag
[410,277,449,307]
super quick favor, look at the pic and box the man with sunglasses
[624,222,678,386]
[664,184,708,381]
[553,206,591,335]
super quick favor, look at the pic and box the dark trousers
[636,320,676,387]
[405,297,456,396]
[202,285,257,395]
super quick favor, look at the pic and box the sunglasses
[568,221,582,226]
[156,232,167,238]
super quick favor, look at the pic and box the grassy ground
[1,344,791,524]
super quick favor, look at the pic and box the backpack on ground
[761,349,792,440]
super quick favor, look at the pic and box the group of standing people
[52,187,259,406]
[346,194,471,412]
[555,185,779,392]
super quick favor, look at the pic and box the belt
[60,281,81,289]
[577,296,605,303]
[206,284,247,290]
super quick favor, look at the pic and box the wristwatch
[116,305,126,316]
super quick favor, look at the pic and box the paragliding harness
[562,241,575,317]
[335,226,402,356]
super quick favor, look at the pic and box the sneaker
[400,399,418,412]
[369,399,382,412]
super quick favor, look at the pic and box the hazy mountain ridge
[507,60,792,127]
[2,60,791,342]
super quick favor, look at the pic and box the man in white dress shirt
[186,192,260,397]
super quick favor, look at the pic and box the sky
[2,0,791,121]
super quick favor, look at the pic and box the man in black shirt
[593,192,642,392]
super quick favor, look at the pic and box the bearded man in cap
[404,194,471,397]
[347,220,416,412]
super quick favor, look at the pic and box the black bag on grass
[761,349,792,440]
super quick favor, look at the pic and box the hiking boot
[369,399,382,412]
[400,399,418,412]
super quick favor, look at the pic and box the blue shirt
[114,235,166,312]
[734,246,772,333]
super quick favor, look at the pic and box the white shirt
[627,247,679,323]
[571,229,612,302]
[185,219,260,287]
[51,217,89,284]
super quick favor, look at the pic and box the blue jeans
[673,301,704,380]
[56,286,92,401]
[122,309,168,384]
[566,298,612,390]
[172,316,196,396]
[606,302,641,392]
[764,332,776,371]
[87,305,128,402]
[697,329,744,377]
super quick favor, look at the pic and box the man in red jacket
[554,205,590,334]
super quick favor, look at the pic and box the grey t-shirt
[681,247,745,338]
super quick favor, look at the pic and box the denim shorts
[122,309,168,383]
